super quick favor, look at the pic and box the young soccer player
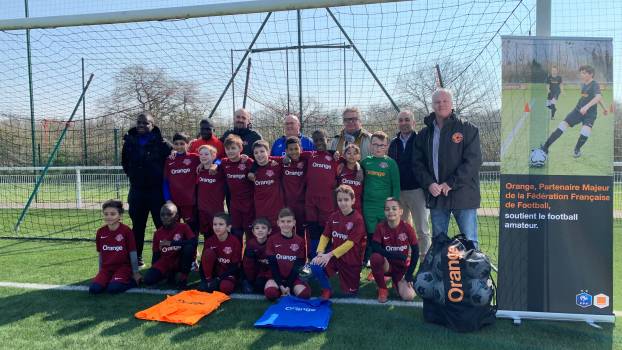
[370,197,418,303]
[305,129,339,258]
[90,199,141,294]
[143,203,197,289]
[281,136,308,236]
[249,140,284,228]
[546,65,563,120]
[310,185,366,300]
[241,218,272,294]
[163,132,201,231]
[264,208,310,301]
[221,134,255,239]
[361,131,401,263]
[197,144,225,238]
[540,65,603,158]
[338,144,364,213]
[200,212,242,295]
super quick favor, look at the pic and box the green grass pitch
[501,83,614,176]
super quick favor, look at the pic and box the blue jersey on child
[254,296,332,332]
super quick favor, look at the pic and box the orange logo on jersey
[452,132,464,144]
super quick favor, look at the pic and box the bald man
[271,114,315,156]
[220,108,263,157]
[412,89,482,247]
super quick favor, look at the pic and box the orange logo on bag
[447,245,464,302]
[452,132,463,144]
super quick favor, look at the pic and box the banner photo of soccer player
[498,36,613,318]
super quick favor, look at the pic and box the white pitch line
[500,98,534,159]
[0,281,421,308]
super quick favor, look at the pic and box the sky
[0,0,619,125]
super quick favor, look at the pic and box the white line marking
[500,99,534,159]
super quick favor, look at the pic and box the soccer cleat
[377,288,389,303]
[299,263,312,279]
[320,288,332,301]
[573,149,582,158]
[190,261,199,272]
[138,257,146,268]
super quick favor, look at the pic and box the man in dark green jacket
[411,89,482,247]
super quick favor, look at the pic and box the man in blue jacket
[271,114,314,156]
[121,112,172,266]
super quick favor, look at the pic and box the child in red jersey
[199,212,242,295]
[370,197,418,303]
[163,132,201,232]
[197,144,225,238]
[264,208,310,301]
[281,136,307,236]
[338,144,364,213]
[241,218,272,294]
[310,185,366,300]
[248,140,284,228]
[143,203,197,290]
[90,199,141,294]
[220,134,254,240]
[304,129,339,258]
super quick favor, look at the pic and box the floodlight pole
[536,0,551,36]
[15,74,95,232]
[297,9,303,129]
[208,12,272,118]
[326,7,400,112]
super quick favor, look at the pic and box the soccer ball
[464,252,491,279]
[466,278,493,306]
[529,148,547,168]
[414,271,437,300]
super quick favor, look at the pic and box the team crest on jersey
[398,232,408,241]
[346,222,353,230]
[238,163,246,171]
[173,233,182,241]
[266,169,274,177]
[452,132,464,143]
[115,234,124,242]
[223,246,233,255]
[290,243,300,252]
[324,155,332,161]
[379,162,388,169]
[297,161,304,169]
[183,158,192,166]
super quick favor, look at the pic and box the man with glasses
[412,89,482,247]
[188,119,225,159]
[220,108,263,157]
[330,107,372,158]
[270,114,314,156]
[121,112,173,266]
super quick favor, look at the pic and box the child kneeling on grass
[241,218,272,294]
[90,199,141,294]
[264,208,310,301]
[310,185,366,300]
[370,197,418,303]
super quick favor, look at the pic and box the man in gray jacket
[330,107,372,159]
[412,89,482,247]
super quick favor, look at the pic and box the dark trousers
[128,186,164,259]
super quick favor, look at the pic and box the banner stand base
[497,310,615,326]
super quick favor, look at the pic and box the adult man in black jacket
[122,112,172,266]
[220,108,263,157]
[388,110,431,259]
[412,89,482,247]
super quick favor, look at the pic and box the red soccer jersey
[221,157,254,209]
[244,237,271,278]
[322,210,366,266]
[96,223,136,269]
[372,220,418,260]
[282,157,307,207]
[204,233,242,276]
[266,233,306,279]
[197,166,225,213]
[304,150,338,197]
[253,160,284,224]
[152,222,196,264]
[338,166,364,212]
[188,135,225,159]
[164,152,201,206]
